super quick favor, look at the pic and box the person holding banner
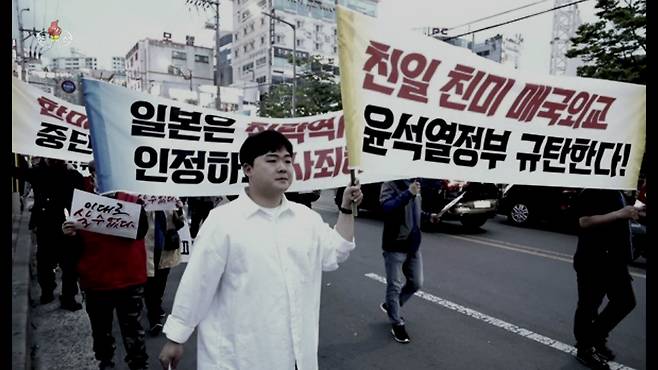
[12,157,85,310]
[572,188,645,369]
[379,179,439,344]
[158,130,363,370]
[62,189,150,370]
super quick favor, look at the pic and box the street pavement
[29,190,646,369]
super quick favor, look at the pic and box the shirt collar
[235,187,294,219]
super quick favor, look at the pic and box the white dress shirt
[163,188,355,370]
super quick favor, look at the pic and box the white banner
[178,221,193,264]
[336,6,646,190]
[12,77,93,162]
[83,79,387,196]
[70,189,142,239]
[137,195,180,211]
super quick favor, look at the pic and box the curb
[12,210,32,370]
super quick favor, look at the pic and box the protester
[62,163,150,370]
[572,188,645,370]
[12,157,84,310]
[379,179,439,343]
[144,206,185,336]
[158,130,363,370]
[186,196,217,238]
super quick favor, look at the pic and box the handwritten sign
[137,194,180,211]
[70,189,142,239]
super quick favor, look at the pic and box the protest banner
[178,221,193,263]
[336,6,646,190]
[70,189,142,239]
[83,79,389,196]
[12,77,94,163]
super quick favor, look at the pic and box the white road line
[443,235,646,280]
[365,272,636,370]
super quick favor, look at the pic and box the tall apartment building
[231,0,378,92]
[49,49,98,72]
[124,36,214,97]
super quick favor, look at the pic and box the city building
[124,35,214,98]
[437,33,524,69]
[231,0,379,93]
[111,56,126,75]
[49,48,98,72]
[219,32,234,86]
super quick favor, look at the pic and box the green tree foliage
[566,0,646,84]
[259,56,342,118]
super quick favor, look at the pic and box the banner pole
[350,169,358,217]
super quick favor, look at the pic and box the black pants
[144,248,171,326]
[36,228,79,301]
[573,265,636,349]
[84,285,148,370]
[189,202,213,238]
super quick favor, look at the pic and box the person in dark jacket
[378,179,439,344]
[12,157,84,310]
[572,188,644,370]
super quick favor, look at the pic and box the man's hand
[617,205,640,221]
[159,340,184,370]
[341,181,363,209]
[409,180,421,196]
[61,220,79,236]
[430,213,440,224]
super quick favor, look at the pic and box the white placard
[70,189,142,239]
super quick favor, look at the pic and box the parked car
[498,185,581,229]
[420,179,500,229]
[335,179,499,229]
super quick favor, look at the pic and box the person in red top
[63,164,150,370]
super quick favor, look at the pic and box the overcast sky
[12,0,597,74]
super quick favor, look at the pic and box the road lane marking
[443,235,646,280]
[365,273,636,370]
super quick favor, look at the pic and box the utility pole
[14,0,29,82]
[186,0,221,110]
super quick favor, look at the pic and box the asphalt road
[117,206,645,370]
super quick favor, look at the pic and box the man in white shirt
[159,130,363,370]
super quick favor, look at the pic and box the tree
[259,56,342,118]
[566,0,646,84]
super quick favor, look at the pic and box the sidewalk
[12,204,97,370]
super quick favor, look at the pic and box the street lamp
[260,11,296,117]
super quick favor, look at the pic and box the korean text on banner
[336,6,645,190]
[83,78,386,196]
[12,77,93,162]
[70,189,142,239]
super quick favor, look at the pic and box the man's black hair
[239,130,294,167]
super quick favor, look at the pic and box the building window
[316,25,322,32]
[235,50,239,58]
[256,56,267,66]
[195,54,210,63]
[234,33,238,41]
[256,76,266,84]
[261,18,265,26]
[296,39,303,47]
[172,51,187,60]
[243,45,248,52]
[296,20,303,28]
[242,62,254,72]
[261,36,265,45]
[276,35,282,44]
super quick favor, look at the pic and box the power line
[444,0,591,41]
[448,0,550,30]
